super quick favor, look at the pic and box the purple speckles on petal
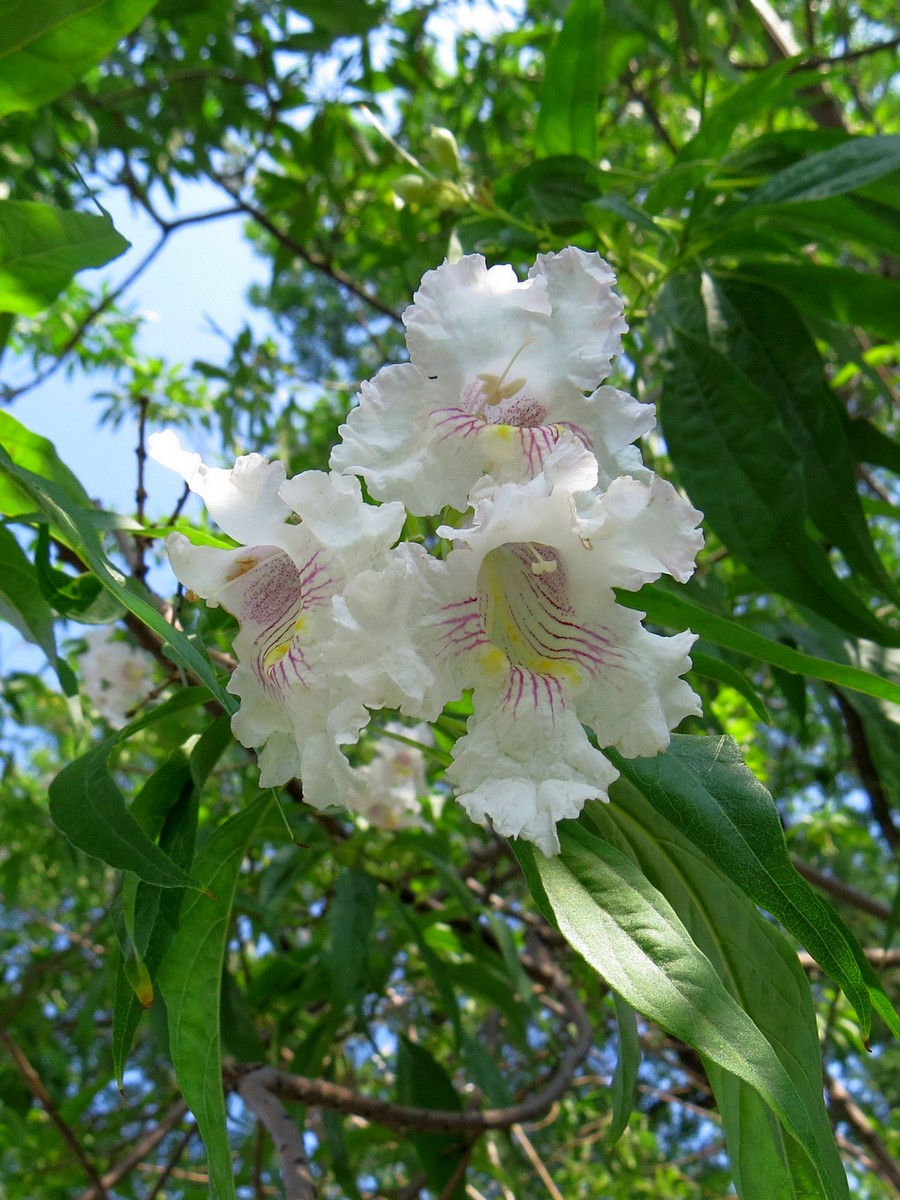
[226,548,337,697]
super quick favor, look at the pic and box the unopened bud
[427,126,461,175]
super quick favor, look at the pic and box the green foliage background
[1,1,899,1197]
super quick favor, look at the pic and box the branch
[0,1028,110,1199]
[238,1070,317,1200]
[230,958,593,1135]
[799,947,900,971]
[834,691,900,855]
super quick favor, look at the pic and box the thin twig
[511,1124,565,1200]
[0,1028,110,1199]
[827,1071,900,1194]
[76,1100,189,1200]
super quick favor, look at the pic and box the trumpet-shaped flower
[148,432,406,808]
[338,437,702,854]
[330,248,654,514]
[350,724,434,831]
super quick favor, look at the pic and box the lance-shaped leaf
[609,735,900,1043]
[582,786,848,1200]
[157,794,272,1200]
[112,717,233,1084]
[743,134,900,207]
[0,0,159,117]
[617,583,900,708]
[535,0,603,162]
[50,742,198,888]
[516,824,847,1200]
[0,201,129,316]
[660,322,900,645]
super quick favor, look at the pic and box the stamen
[471,343,529,415]
[527,543,558,575]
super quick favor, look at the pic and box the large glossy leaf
[724,262,900,342]
[157,794,272,1200]
[660,322,900,645]
[0,0,159,117]
[743,134,900,207]
[609,735,900,1043]
[0,201,129,316]
[0,437,236,710]
[516,824,847,1199]
[617,584,900,708]
[0,410,92,517]
[535,0,603,162]
[663,272,897,606]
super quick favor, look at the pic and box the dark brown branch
[0,1028,110,1199]
[76,1100,188,1200]
[238,1071,317,1200]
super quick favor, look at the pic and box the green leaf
[396,1036,467,1200]
[701,274,897,601]
[846,418,900,476]
[610,735,900,1043]
[606,992,639,1147]
[535,0,603,162]
[515,824,847,1199]
[0,435,236,710]
[660,322,900,644]
[690,649,770,723]
[744,134,900,207]
[49,741,199,889]
[0,201,129,316]
[620,583,900,708]
[327,868,377,1009]
[112,717,232,1083]
[723,262,900,342]
[0,523,59,668]
[157,794,272,1200]
[0,410,92,519]
[0,0,159,117]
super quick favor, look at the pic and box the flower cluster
[80,626,155,727]
[150,248,703,855]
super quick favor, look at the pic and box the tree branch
[230,958,593,1135]
[238,1070,317,1200]
[827,1071,900,1195]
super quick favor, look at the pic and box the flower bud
[427,126,461,174]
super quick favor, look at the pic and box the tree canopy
[1,1,899,1198]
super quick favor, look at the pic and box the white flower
[330,248,654,515]
[148,432,406,809]
[80,626,155,727]
[350,724,434,831]
[339,437,703,855]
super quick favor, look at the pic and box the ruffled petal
[449,692,618,856]
[148,430,290,543]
